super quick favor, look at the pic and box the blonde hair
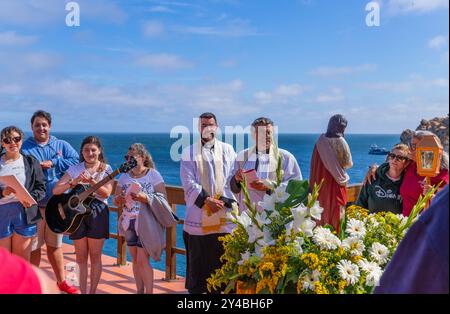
[391,143,410,157]
[128,143,155,169]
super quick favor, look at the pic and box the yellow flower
[301,253,319,269]
[314,282,329,294]
[338,280,347,291]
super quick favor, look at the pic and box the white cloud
[359,76,449,92]
[387,0,449,15]
[254,84,305,105]
[143,20,165,37]
[428,35,448,49]
[310,64,377,77]
[0,0,127,26]
[136,53,194,71]
[254,91,273,105]
[22,53,63,69]
[0,31,37,46]
[174,19,260,37]
[0,84,23,95]
[219,59,238,68]
[149,5,176,13]
[275,84,304,97]
[312,88,345,103]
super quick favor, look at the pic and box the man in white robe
[180,112,236,294]
[230,117,302,212]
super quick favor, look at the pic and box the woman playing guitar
[53,136,113,294]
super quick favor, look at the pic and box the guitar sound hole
[69,196,80,209]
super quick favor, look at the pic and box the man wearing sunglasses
[21,110,80,294]
[357,144,411,214]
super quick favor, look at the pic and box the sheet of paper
[242,169,259,190]
[0,175,37,206]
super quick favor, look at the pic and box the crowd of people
[0,110,448,294]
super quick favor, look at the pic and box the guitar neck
[78,169,121,201]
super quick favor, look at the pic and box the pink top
[0,248,42,294]
[400,162,449,216]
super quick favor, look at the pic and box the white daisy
[309,201,324,221]
[345,219,366,238]
[312,227,341,250]
[365,266,382,287]
[337,260,360,286]
[369,242,389,265]
[342,237,365,256]
[301,270,321,291]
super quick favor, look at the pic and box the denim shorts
[0,202,37,239]
[69,204,110,240]
[125,219,142,248]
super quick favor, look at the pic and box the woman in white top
[0,126,46,261]
[53,136,113,294]
[113,143,166,294]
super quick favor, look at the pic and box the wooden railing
[109,182,363,281]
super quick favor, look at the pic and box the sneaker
[57,280,80,294]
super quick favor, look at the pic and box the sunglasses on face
[2,136,22,145]
[388,153,408,162]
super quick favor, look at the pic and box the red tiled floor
[40,243,186,294]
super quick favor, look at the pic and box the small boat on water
[368,144,389,155]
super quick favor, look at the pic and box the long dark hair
[80,136,107,172]
[1,126,25,155]
[326,114,348,138]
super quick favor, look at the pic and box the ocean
[49,133,399,277]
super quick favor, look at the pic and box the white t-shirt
[117,168,164,218]
[0,155,26,206]
[66,162,113,204]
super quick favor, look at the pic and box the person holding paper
[113,143,167,294]
[0,126,46,262]
[180,112,237,294]
[21,110,80,294]
[53,136,113,294]
[230,117,302,212]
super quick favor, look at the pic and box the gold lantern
[416,134,443,178]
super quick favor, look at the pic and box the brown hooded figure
[309,114,353,232]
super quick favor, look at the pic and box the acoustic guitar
[45,157,137,234]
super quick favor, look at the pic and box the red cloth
[0,248,42,294]
[400,162,449,216]
[309,145,347,232]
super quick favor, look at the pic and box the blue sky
[0,0,448,133]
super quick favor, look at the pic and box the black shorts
[70,205,110,240]
[183,231,227,294]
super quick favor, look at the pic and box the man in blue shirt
[22,110,80,294]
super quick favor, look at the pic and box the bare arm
[52,173,74,195]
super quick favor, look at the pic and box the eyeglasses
[388,153,408,162]
[2,136,22,145]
